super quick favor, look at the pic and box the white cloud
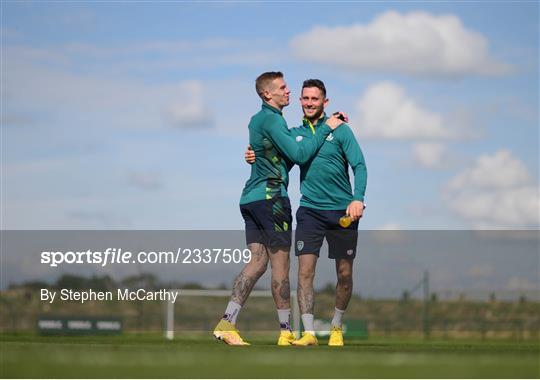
[162,81,213,129]
[290,10,512,77]
[412,143,447,168]
[444,150,539,228]
[7,37,281,74]
[379,222,402,230]
[128,171,163,191]
[67,210,133,228]
[372,224,407,244]
[447,150,531,190]
[1,27,24,40]
[353,82,452,140]
[467,264,495,278]
[4,50,214,130]
[506,276,538,291]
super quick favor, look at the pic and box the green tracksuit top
[292,114,367,210]
[240,103,332,205]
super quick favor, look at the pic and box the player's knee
[247,257,268,277]
[298,268,315,283]
[256,258,269,273]
[269,251,289,268]
[337,263,352,278]
[337,271,353,289]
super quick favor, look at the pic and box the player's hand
[326,114,345,130]
[332,111,349,123]
[346,200,365,221]
[245,145,256,164]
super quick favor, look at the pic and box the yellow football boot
[292,332,318,346]
[328,326,344,346]
[213,319,250,346]
[277,330,296,346]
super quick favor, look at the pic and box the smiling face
[300,86,328,122]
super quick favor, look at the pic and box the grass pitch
[1,333,538,378]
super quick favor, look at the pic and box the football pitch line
[1,334,538,378]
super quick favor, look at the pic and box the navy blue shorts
[240,197,292,249]
[295,206,358,259]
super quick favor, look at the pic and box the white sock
[331,307,345,327]
[277,308,291,330]
[222,301,242,324]
[301,313,315,335]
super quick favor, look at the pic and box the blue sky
[1,1,539,296]
[2,1,538,231]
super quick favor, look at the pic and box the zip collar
[302,113,328,135]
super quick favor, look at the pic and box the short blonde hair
[255,71,283,99]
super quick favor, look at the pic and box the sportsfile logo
[40,248,252,267]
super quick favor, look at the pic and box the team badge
[326,133,334,141]
[297,240,304,251]
[295,136,303,142]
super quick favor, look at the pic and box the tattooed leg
[335,258,354,310]
[230,243,269,305]
[297,254,317,314]
[268,247,290,309]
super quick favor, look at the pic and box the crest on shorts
[346,249,354,256]
[297,240,304,251]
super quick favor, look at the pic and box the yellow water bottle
[339,215,352,228]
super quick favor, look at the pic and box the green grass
[1,333,538,378]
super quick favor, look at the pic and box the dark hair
[255,71,284,98]
[302,79,326,98]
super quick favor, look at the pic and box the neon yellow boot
[292,332,318,346]
[213,319,250,346]
[277,330,296,346]
[328,326,344,346]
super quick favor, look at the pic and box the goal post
[164,289,300,340]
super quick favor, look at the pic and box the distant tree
[322,282,335,294]
[91,275,117,291]
[55,274,117,291]
[160,280,183,290]
[121,273,159,290]
[401,290,410,302]
[489,292,497,302]
[430,292,438,302]
[56,274,88,290]
[182,282,204,290]
[9,280,49,290]
[519,295,527,304]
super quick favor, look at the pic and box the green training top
[240,103,332,205]
[291,114,367,210]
